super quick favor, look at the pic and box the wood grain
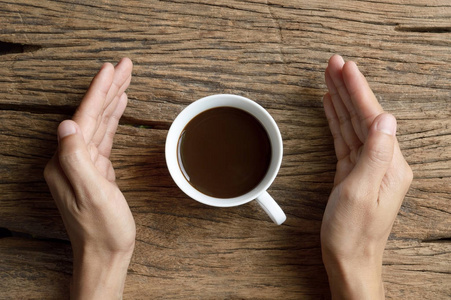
[0,0,450,299]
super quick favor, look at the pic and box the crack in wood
[395,26,451,33]
[422,237,451,244]
[120,116,172,131]
[0,103,75,116]
[0,227,71,244]
[0,103,172,130]
[0,41,42,55]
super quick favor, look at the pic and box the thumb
[57,120,99,194]
[348,113,396,193]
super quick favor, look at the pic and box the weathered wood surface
[0,0,450,299]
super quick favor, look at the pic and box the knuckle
[340,184,355,202]
[110,112,121,124]
[59,148,85,165]
[337,113,349,126]
[105,128,116,141]
[340,183,370,206]
[102,113,111,126]
[368,145,392,165]
[404,164,414,185]
[43,161,54,181]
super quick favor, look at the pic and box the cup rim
[165,94,283,207]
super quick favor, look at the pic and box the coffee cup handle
[256,191,286,225]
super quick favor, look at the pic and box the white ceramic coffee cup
[165,94,286,225]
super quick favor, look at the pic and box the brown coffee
[177,107,271,198]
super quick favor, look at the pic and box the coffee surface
[178,107,271,198]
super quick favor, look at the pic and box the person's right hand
[321,55,413,299]
[44,58,135,299]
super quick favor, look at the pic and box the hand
[321,55,413,299]
[44,58,135,300]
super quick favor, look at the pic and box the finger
[342,61,384,140]
[91,58,132,146]
[73,63,115,143]
[323,92,349,160]
[327,55,352,113]
[90,82,127,148]
[97,93,128,158]
[348,113,397,197]
[327,55,368,143]
[325,68,362,152]
[105,58,133,109]
[57,120,105,206]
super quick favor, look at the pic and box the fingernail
[58,121,77,140]
[376,114,397,136]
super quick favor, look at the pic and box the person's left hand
[44,58,135,299]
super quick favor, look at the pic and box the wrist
[71,247,134,300]
[323,253,384,300]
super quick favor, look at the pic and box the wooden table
[1,0,450,298]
